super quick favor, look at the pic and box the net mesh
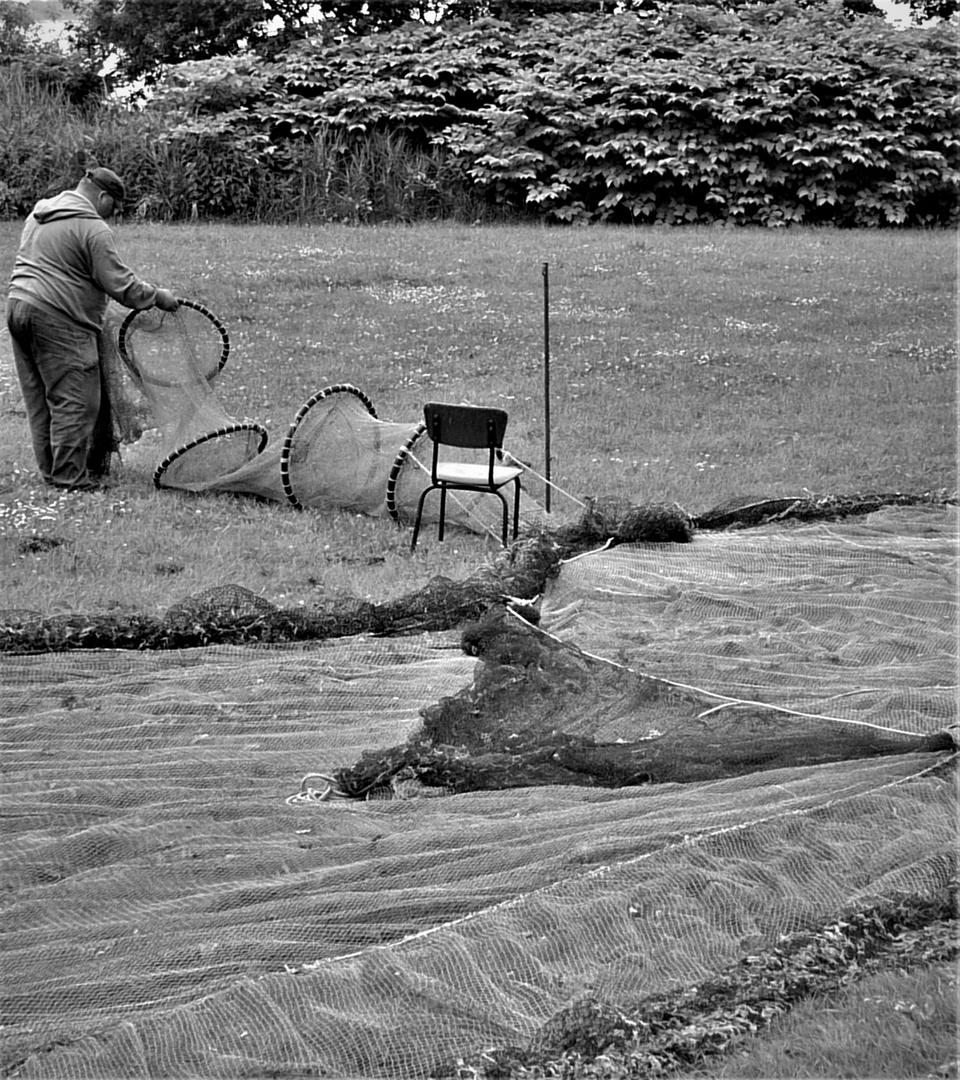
[2,503,956,1079]
[540,505,955,732]
[107,303,546,538]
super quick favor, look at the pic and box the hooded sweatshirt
[7,190,160,334]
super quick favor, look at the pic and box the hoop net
[117,303,267,490]
[109,303,547,537]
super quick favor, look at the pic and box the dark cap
[86,167,126,206]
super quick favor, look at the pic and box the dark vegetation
[1,491,952,654]
[437,880,958,1077]
[335,605,955,798]
[2,1,957,227]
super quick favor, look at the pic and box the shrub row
[0,64,492,223]
[256,3,959,226]
[2,3,958,225]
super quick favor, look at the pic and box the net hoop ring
[118,299,230,386]
[279,384,379,510]
[153,423,269,489]
[386,421,428,523]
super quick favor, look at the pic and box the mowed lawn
[0,222,956,614]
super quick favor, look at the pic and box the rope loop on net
[279,384,379,509]
[117,298,230,386]
[285,772,351,805]
[152,423,268,489]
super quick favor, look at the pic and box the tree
[908,0,958,20]
[1,1,103,108]
[444,1,614,15]
[301,1,438,32]
[61,0,904,91]
[63,0,467,82]
[65,0,280,82]
[0,0,43,61]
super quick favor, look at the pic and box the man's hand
[154,289,180,312]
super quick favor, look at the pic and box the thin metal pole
[542,261,551,513]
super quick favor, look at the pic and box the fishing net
[86,322,151,479]
[1,499,957,1079]
[105,302,546,538]
[113,300,269,490]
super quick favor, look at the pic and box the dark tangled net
[0,491,952,654]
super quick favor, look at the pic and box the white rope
[498,450,588,510]
[285,772,351,804]
[403,444,587,542]
[510,606,930,738]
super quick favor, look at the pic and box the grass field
[691,960,958,1079]
[0,223,957,1079]
[0,222,956,615]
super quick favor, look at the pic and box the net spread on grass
[2,498,957,1079]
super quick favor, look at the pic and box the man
[6,167,180,492]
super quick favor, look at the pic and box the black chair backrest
[423,403,508,450]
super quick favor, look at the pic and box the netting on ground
[0,492,951,654]
[541,504,956,732]
[2,502,957,1079]
[101,302,547,538]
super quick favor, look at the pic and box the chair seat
[410,401,524,551]
[434,462,523,488]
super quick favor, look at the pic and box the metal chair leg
[499,491,509,546]
[410,486,434,551]
[412,478,521,550]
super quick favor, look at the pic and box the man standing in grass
[6,167,180,492]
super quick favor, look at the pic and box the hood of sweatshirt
[33,190,102,224]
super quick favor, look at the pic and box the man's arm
[87,227,175,310]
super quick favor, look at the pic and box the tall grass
[0,223,956,617]
[0,64,93,213]
[284,129,494,224]
[0,65,504,222]
[689,961,958,1079]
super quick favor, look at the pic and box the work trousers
[7,298,101,490]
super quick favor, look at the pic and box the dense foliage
[61,0,654,83]
[155,3,960,226]
[2,3,957,225]
[65,0,282,83]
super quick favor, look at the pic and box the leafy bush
[1,3,957,225]
[263,3,958,226]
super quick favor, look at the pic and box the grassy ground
[689,961,958,1080]
[1,222,956,615]
[0,223,957,1078]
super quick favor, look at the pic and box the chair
[410,403,523,551]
